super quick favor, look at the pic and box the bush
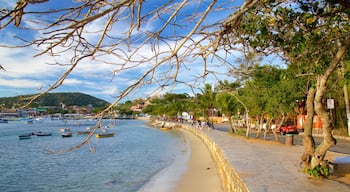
[305,161,331,178]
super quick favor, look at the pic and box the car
[276,125,298,135]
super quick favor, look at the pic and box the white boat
[60,128,73,138]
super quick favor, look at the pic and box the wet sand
[173,129,223,192]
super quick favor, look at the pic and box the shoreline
[172,129,223,192]
[138,124,223,192]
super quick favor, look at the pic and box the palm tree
[197,84,217,128]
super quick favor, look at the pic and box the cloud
[63,78,95,87]
[0,0,246,103]
[0,77,42,88]
[0,47,68,78]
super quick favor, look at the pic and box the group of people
[192,120,212,130]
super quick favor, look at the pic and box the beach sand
[138,128,223,192]
[173,129,223,192]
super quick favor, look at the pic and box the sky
[0,0,249,103]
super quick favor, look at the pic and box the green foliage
[238,0,350,78]
[305,163,331,178]
[142,93,193,117]
[197,84,217,120]
[233,128,246,136]
[0,92,109,108]
[116,101,134,115]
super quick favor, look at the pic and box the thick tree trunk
[309,38,350,169]
[301,87,316,168]
[311,77,337,168]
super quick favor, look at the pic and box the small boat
[0,119,8,123]
[18,133,32,140]
[77,131,92,135]
[25,119,34,124]
[34,132,52,136]
[95,132,115,138]
[61,128,73,138]
[160,127,172,131]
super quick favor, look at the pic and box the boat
[33,132,52,136]
[25,119,34,124]
[77,131,92,135]
[18,133,32,140]
[160,127,172,131]
[0,119,8,123]
[61,128,73,137]
[95,132,115,138]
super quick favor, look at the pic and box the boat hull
[18,133,32,140]
[95,132,115,138]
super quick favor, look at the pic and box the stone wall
[160,121,248,192]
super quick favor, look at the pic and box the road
[213,123,350,155]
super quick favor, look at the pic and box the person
[206,120,211,130]
[197,120,202,129]
[271,121,276,134]
[262,122,267,131]
[271,122,276,130]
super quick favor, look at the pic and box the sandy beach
[173,129,223,192]
[137,127,223,192]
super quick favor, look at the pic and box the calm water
[0,119,187,192]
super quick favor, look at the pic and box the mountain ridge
[0,92,110,108]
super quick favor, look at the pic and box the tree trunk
[341,61,350,136]
[255,115,264,138]
[229,115,236,133]
[311,77,336,168]
[301,87,316,168]
[245,111,250,138]
[309,37,350,169]
[227,92,250,138]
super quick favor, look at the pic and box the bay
[0,119,185,192]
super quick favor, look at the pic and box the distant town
[0,92,147,121]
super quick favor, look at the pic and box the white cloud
[63,78,95,87]
[0,47,68,78]
[0,77,43,88]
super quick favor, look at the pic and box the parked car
[276,124,298,135]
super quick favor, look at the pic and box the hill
[0,92,110,108]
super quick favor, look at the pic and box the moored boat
[25,119,34,124]
[160,127,172,131]
[0,119,8,123]
[77,131,92,135]
[61,128,73,137]
[34,132,52,136]
[18,133,32,140]
[95,132,115,138]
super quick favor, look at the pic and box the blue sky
[0,0,248,103]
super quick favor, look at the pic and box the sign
[327,99,334,109]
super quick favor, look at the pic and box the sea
[0,119,189,192]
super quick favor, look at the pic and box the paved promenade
[197,127,350,192]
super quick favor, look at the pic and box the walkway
[195,127,350,192]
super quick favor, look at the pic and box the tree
[142,93,192,119]
[197,84,217,127]
[230,0,350,177]
[216,81,240,133]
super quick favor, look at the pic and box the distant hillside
[0,92,110,108]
